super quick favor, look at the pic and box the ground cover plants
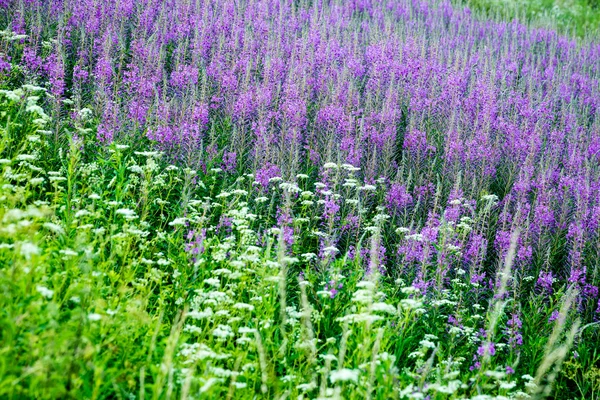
[0,0,599,398]
[457,0,600,38]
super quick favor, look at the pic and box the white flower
[20,242,40,259]
[233,303,254,311]
[204,278,220,287]
[342,164,361,172]
[43,222,65,235]
[499,381,516,389]
[338,313,383,323]
[406,233,424,242]
[371,302,396,314]
[330,369,359,383]
[48,176,67,182]
[29,177,45,186]
[400,299,423,309]
[78,108,93,120]
[187,309,214,320]
[22,84,45,92]
[116,208,138,220]
[212,325,234,339]
[134,151,161,158]
[279,183,301,193]
[323,246,339,255]
[301,253,317,261]
[323,162,338,169]
[419,339,436,349]
[74,210,91,218]
[36,285,54,299]
[59,249,78,257]
[296,382,318,392]
[88,313,102,321]
[168,217,187,226]
[481,194,499,203]
[320,354,337,362]
[356,281,376,289]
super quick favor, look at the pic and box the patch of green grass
[457,0,600,38]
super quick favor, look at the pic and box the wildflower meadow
[0,0,599,398]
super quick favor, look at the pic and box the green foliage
[457,0,600,38]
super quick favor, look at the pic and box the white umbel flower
[330,369,359,384]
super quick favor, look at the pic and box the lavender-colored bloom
[548,310,560,323]
[505,313,524,348]
[255,162,281,190]
[185,229,207,264]
[477,342,496,357]
[537,270,554,294]
[386,183,412,212]
[222,152,237,173]
[323,196,340,219]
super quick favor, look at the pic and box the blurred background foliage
[458,0,600,38]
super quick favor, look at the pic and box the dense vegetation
[460,0,600,37]
[0,0,599,398]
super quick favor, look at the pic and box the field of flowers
[1,0,599,398]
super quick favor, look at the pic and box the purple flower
[255,162,281,190]
[549,310,560,323]
[477,342,496,357]
[324,197,340,219]
[386,183,413,212]
[505,313,523,348]
[403,129,429,154]
[537,271,554,294]
[170,64,199,89]
[222,151,237,173]
[185,229,207,263]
